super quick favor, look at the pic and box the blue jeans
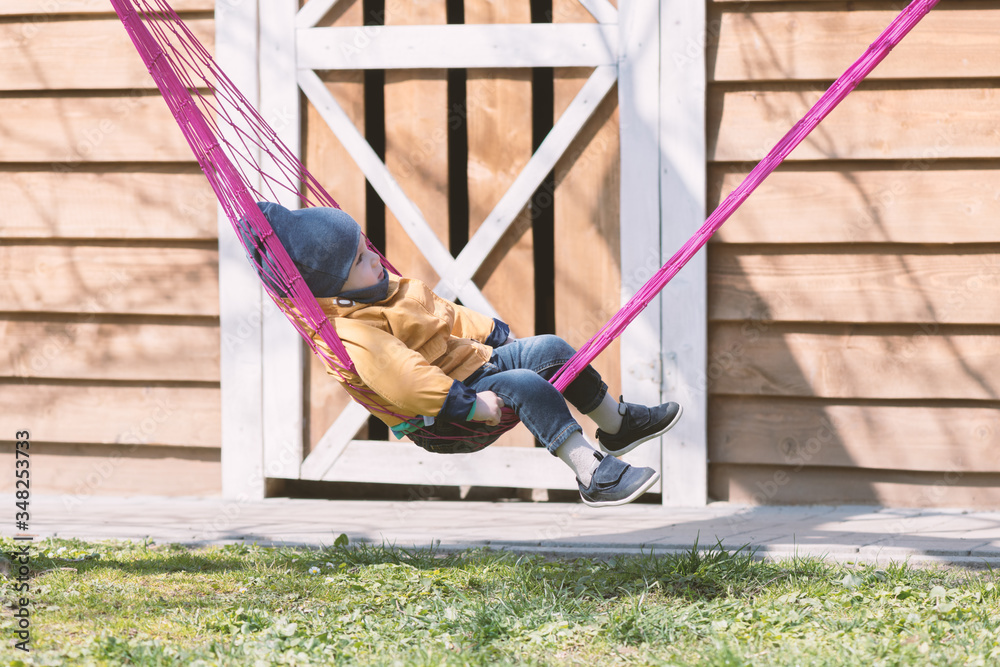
[458,334,608,455]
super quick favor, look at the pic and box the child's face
[340,236,384,293]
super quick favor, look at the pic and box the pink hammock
[110,0,939,444]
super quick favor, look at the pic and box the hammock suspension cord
[111,0,940,441]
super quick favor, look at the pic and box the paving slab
[6,495,1000,567]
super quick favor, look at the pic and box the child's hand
[472,391,505,426]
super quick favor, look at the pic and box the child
[252,203,682,507]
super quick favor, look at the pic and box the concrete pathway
[11,495,1000,567]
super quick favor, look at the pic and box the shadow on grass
[10,534,835,608]
[318,535,830,603]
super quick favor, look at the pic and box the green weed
[1,536,999,665]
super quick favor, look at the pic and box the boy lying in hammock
[253,203,682,508]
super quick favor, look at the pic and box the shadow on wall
[702,3,1000,508]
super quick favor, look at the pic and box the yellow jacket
[308,275,502,427]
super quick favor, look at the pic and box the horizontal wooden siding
[0,1,221,496]
[706,0,1000,507]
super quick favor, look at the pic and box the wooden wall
[0,1,221,497]
[12,0,992,508]
[706,0,1000,506]
[302,0,622,455]
[6,0,623,499]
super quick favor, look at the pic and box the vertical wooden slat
[553,0,622,435]
[617,0,666,487]
[303,0,370,456]
[466,0,534,449]
[260,0,304,480]
[657,0,707,505]
[218,0,266,499]
[383,0,449,285]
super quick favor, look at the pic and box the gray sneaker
[596,398,683,457]
[578,452,660,508]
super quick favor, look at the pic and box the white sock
[586,393,624,435]
[556,431,601,487]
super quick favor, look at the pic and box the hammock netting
[110,0,939,446]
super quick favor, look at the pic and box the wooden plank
[259,0,303,481]
[299,71,472,309]
[710,167,1000,244]
[0,246,219,316]
[435,66,617,312]
[1,0,212,15]
[709,8,1000,82]
[709,0,985,4]
[709,249,1000,324]
[300,402,372,479]
[554,1,622,414]
[710,397,1000,473]
[710,464,1000,509]
[619,0,662,476]
[309,440,580,491]
[297,0,344,28]
[708,0,947,3]
[383,0,449,286]
[552,69,623,425]
[306,79,368,221]
[657,0,706,504]
[708,323,1000,401]
[0,19,214,91]
[0,384,220,447]
[304,1,369,455]
[216,0,265,499]
[0,170,217,240]
[576,0,617,25]
[465,0,534,451]
[2,320,219,382]
[296,24,618,70]
[0,443,220,497]
[0,95,197,163]
[707,0,843,3]
[709,86,1000,163]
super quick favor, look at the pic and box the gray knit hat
[250,202,361,298]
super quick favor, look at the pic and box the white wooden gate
[218,0,706,505]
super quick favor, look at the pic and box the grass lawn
[2,536,1000,666]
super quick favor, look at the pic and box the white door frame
[218,0,706,505]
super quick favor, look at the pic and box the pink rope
[112,0,939,437]
[550,0,940,393]
[110,0,429,426]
